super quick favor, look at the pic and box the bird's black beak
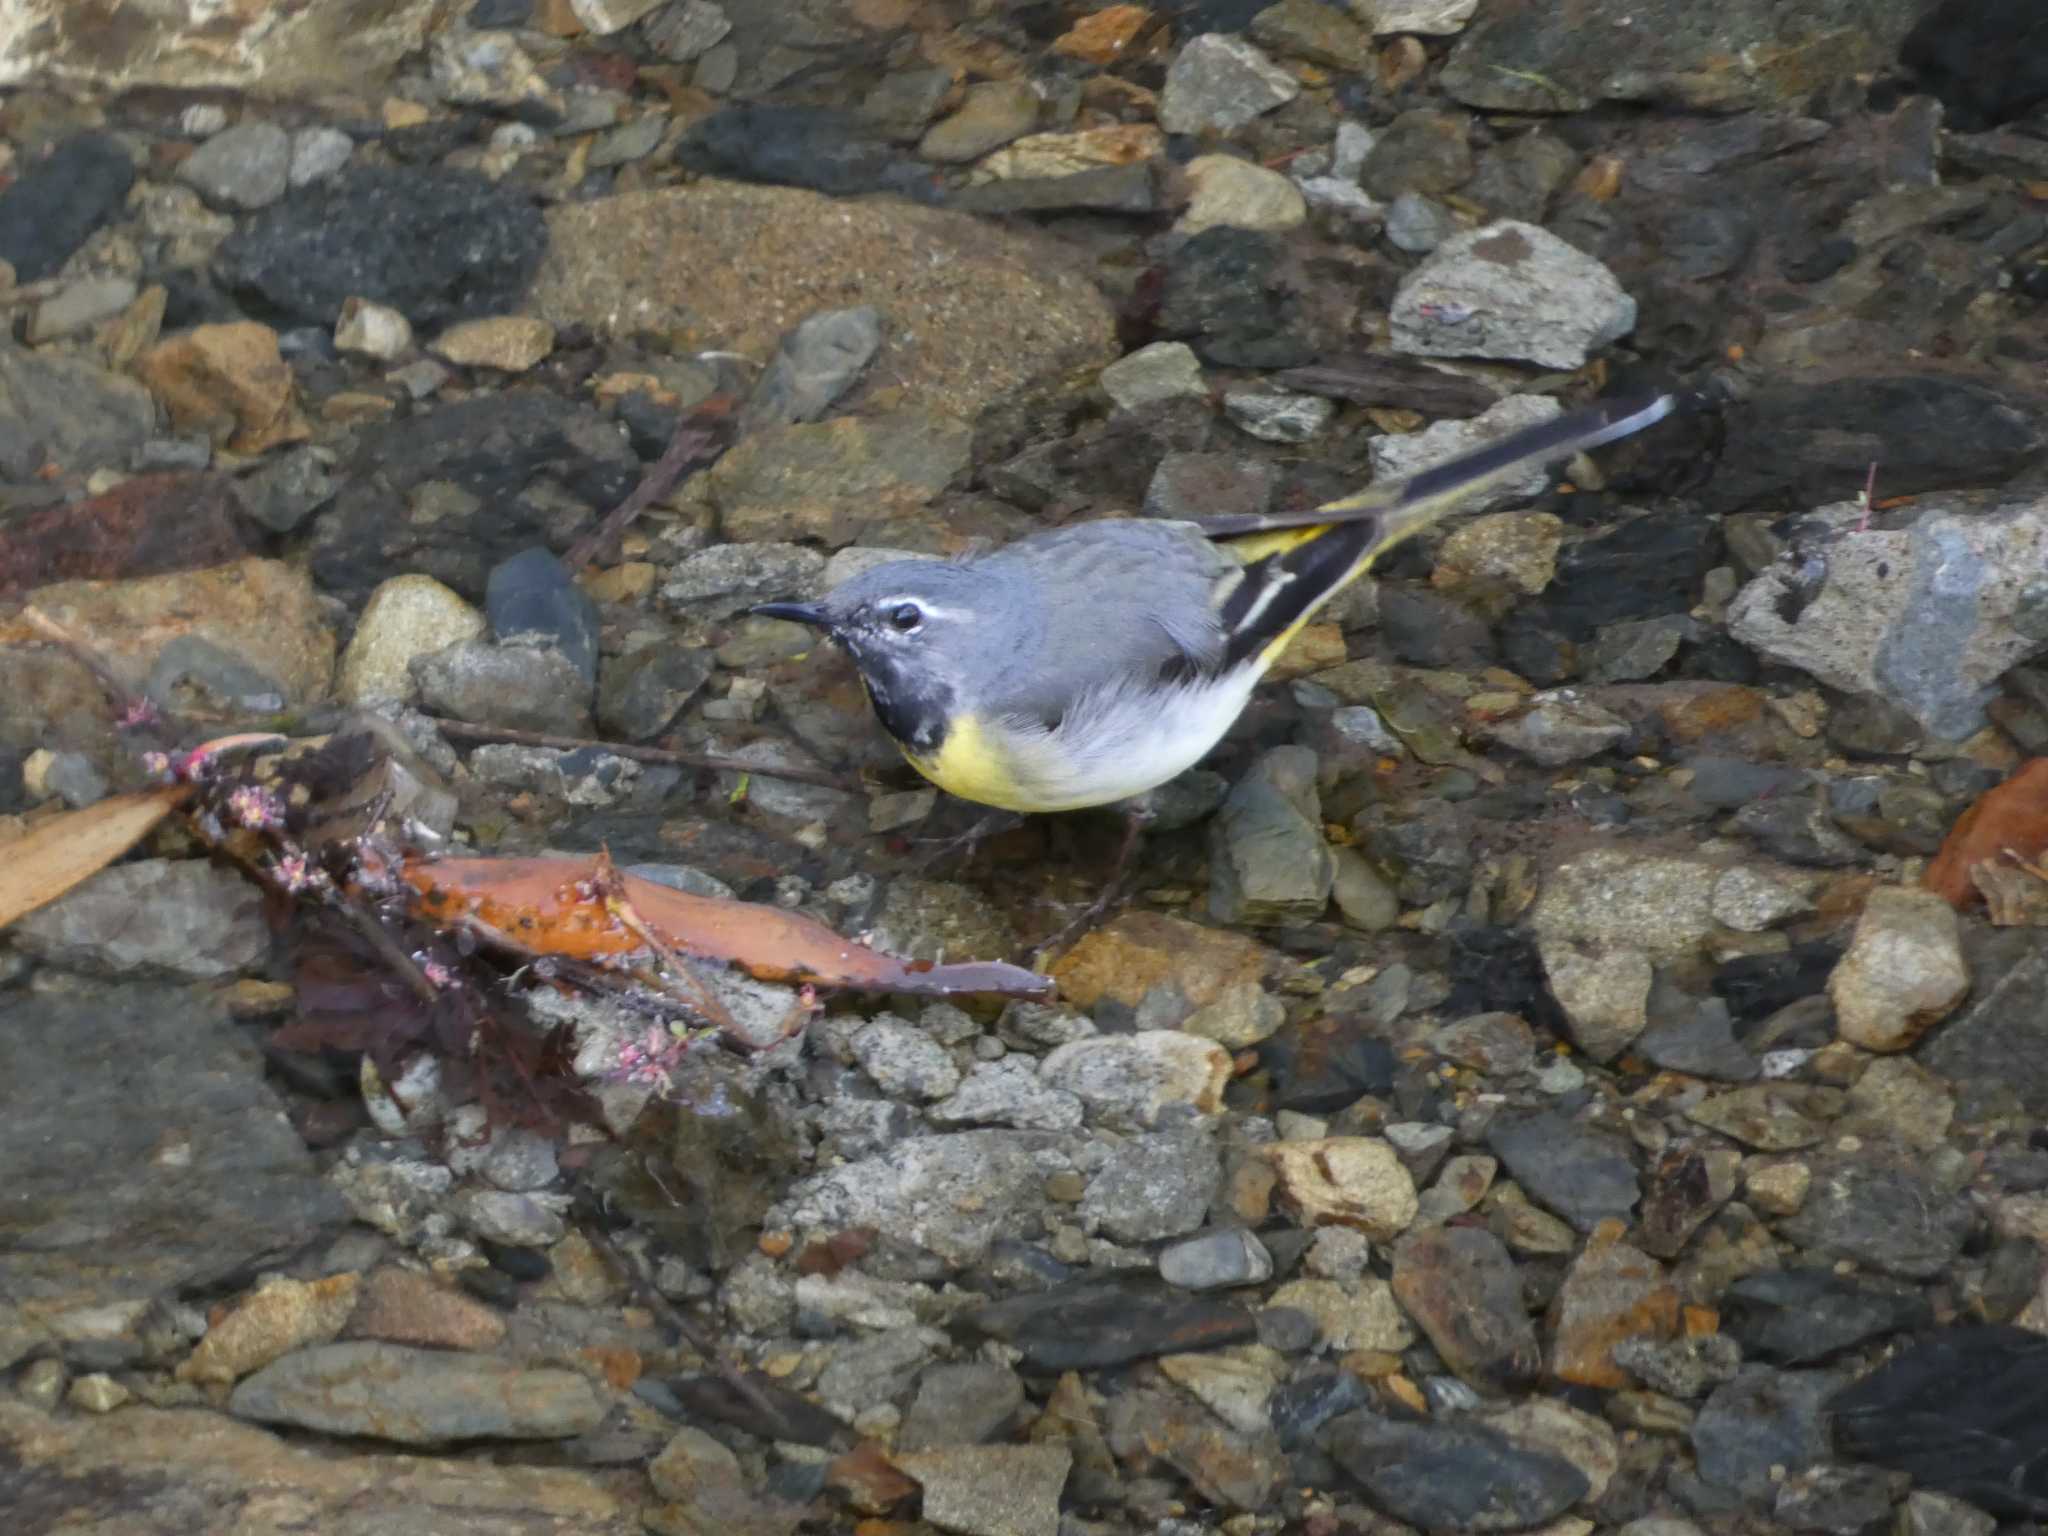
[749,601,832,629]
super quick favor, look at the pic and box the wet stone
[597,645,712,740]
[1832,1324,2048,1520]
[1550,1227,1680,1388]
[960,1278,1255,1371]
[1690,1365,1840,1500]
[1157,227,1319,369]
[178,121,292,211]
[1638,1002,1761,1081]
[1323,1411,1590,1532]
[898,1361,1026,1451]
[215,166,547,328]
[229,1341,605,1444]
[1158,34,1299,136]
[1159,1228,1275,1291]
[895,1444,1071,1536]
[1390,220,1636,370]
[1637,1144,1741,1259]
[412,641,593,735]
[1081,1125,1221,1244]
[1722,1267,1932,1367]
[1038,1030,1230,1130]
[676,104,925,199]
[12,858,266,979]
[1828,886,1969,1053]
[1485,1110,1640,1232]
[1778,1150,1974,1279]
[1391,1225,1540,1392]
[0,133,136,284]
[1685,1084,1830,1152]
[928,1058,1084,1131]
[1613,1333,1742,1399]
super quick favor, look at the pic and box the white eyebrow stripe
[872,596,972,624]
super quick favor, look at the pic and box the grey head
[750,556,1038,754]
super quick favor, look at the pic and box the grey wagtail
[751,392,1678,816]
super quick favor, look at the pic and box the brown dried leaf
[402,854,1052,999]
[0,784,191,931]
[1925,757,2048,908]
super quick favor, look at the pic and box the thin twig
[571,1202,793,1440]
[21,605,151,723]
[561,397,736,572]
[426,718,860,791]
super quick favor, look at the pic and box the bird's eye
[888,603,923,633]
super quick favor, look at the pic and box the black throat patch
[852,649,952,756]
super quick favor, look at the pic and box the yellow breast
[903,712,1040,812]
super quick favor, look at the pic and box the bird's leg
[1033,799,1156,965]
[909,805,1025,875]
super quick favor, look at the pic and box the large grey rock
[229,1342,605,1444]
[11,859,266,979]
[0,987,346,1370]
[1389,221,1635,369]
[1728,492,2048,742]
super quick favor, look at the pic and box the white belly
[998,665,1263,812]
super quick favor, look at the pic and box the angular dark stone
[1486,1110,1640,1232]
[1156,228,1320,369]
[1260,1017,1396,1116]
[1901,0,2048,131]
[1923,929,2048,1118]
[1701,376,2045,517]
[1324,1411,1589,1531]
[309,391,638,603]
[1713,942,1842,1026]
[1722,1268,1932,1365]
[1512,508,1722,642]
[486,547,601,688]
[0,986,347,1369]
[1832,1325,2048,1517]
[1777,1152,1974,1280]
[214,166,547,327]
[957,1277,1255,1372]
[1392,1226,1540,1391]
[1692,1366,1840,1499]
[1270,1368,1372,1450]
[0,133,136,284]
[1443,923,1568,1036]
[676,105,939,201]
[662,1371,848,1448]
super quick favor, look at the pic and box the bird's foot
[1031,801,1155,968]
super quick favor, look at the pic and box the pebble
[1372,393,1565,514]
[1209,746,1335,925]
[28,275,140,343]
[1179,154,1307,235]
[1267,1275,1414,1351]
[644,0,730,61]
[136,320,306,454]
[344,1267,507,1351]
[1539,939,1651,1061]
[1390,219,1637,369]
[1391,1224,1539,1390]
[431,315,556,372]
[1158,34,1300,136]
[1690,1365,1838,1498]
[1324,1412,1588,1531]
[849,1015,961,1103]
[921,79,1040,163]
[0,131,136,284]
[487,546,600,687]
[1491,691,1632,766]
[1827,885,1969,1052]
[289,126,354,186]
[11,858,267,979]
[230,1341,604,1443]
[1038,1030,1230,1130]
[1223,390,1334,443]
[178,1274,361,1385]
[1260,1137,1419,1238]
[1486,1110,1640,1232]
[177,121,293,210]
[337,573,487,704]
[1548,1224,1681,1387]
[1158,1343,1287,1436]
[1158,1227,1275,1290]
[412,641,593,734]
[894,1443,1071,1536]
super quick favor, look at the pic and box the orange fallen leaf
[400,854,1053,1000]
[0,783,192,931]
[1925,757,2048,908]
